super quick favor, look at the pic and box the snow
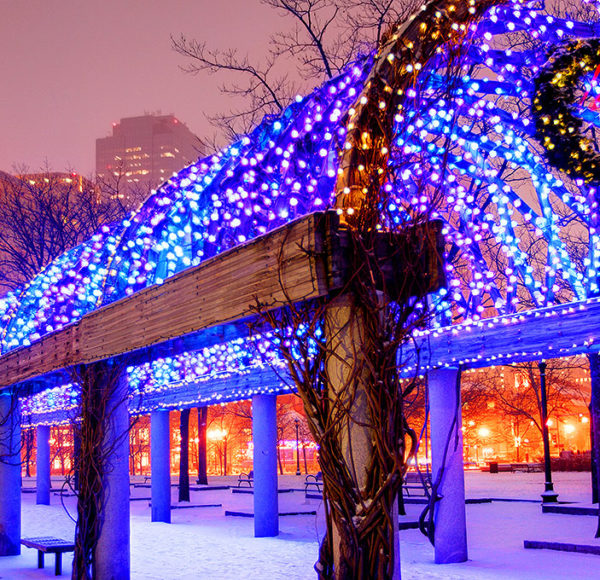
[3,471,600,579]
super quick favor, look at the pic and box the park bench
[511,463,544,473]
[237,470,253,487]
[402,471,432,497]
[488,462,545,473]
[304,472,323,497]
[21,536,75,576]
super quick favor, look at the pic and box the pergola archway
[2,0,600,577]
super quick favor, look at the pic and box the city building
[96,113,203,197]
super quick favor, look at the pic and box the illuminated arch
[15,0,600,420]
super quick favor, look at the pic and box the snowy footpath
[2,471,599,579]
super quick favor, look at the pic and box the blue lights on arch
[16,1,600,421]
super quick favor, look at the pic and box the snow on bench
[21,536,75,576]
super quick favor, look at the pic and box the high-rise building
[96,114,202,196]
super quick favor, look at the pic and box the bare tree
[172,0,420,143]
[461,360,588,462]
[0,166,130,292]
[129,416,150,476]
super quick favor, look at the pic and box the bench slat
[21,537,75,552]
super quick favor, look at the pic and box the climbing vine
[69,359,130,580]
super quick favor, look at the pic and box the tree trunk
[73,430,81,492]
[277,439,284,475]
[591,403,598,504]
[196,407,208,485]
[302,443,308,474]
[179,409,190,502]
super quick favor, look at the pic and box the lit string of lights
[17,0,600,422]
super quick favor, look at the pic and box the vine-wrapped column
[0,392,20,556]
[36,424,51,505]
[94,365,130,579]
[252,393,278,537]
[151,409,171,523]
[428,368,467,564]
[325,294,400,579]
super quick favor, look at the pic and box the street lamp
[294,419,301,476]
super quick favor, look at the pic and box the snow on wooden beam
[0,212,340,389]
[410,298,600,372]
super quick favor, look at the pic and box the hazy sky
[0,0,284,175]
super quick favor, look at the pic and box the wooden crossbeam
[410,298,600,371]
[0,212,339,389]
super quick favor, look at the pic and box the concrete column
[252,394,278,537]
[429,368,468,564]
[0,393,20,556]
[325,295,401,578]
[151,410,171,523]
[95,368,130,579]
[36,425,51,505]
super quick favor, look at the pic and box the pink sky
[0,0,285,175]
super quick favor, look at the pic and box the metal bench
[21,536,75,576]
[304,472,323,497]
[402,471,432,497]
[237,470,253,487]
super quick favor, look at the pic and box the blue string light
[18,1,600,420]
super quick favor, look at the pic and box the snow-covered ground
[3,471,599,579]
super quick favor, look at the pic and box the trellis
[1,0,600,577]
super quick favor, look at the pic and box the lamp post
[294,419,301,476]
[539,361,558,503]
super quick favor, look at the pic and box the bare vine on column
[68,359,131,580]
[253,1,500,576]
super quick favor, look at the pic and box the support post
[589,354,600,536]
[0,392,20,556]
[429,368,468,564]
[179,408,190,502]
[252,394,278,537]
[94,367,130,579]
[36,424,51,505]
[325,293,400,579]
[151,410,171,523]
[539,361,558,503]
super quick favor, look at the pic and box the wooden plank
[0,212,337,388]
[409,298,600,372]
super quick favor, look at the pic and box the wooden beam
[410,298,600,372]
[0,212,339,389]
